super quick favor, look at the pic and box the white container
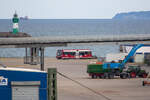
[134,54,144,64]
[106,53,128,62]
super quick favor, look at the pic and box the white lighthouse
[12,12,19,34]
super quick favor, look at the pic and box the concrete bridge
[0,34,150,70]
[0,34,150,48]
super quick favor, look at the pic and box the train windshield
[57,50,62,56]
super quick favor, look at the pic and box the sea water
[0,19,150,57]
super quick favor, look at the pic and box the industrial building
[106,45,150,64]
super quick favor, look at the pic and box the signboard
[0,76,8,86]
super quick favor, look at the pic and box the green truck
[87,44,148,79]
[87,63,148,79]
[87,63,123,79]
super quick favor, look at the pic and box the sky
[0,0,150,19]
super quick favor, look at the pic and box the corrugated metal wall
[12,86,39,100]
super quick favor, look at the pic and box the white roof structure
[0,67,46,73]
[121,45,150,54]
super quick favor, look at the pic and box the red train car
[56,49,93,59]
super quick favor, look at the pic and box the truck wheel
[121,74,127,79]
[91,75,94,79]
[142,81,145,86]
[100,75,105,79]
[130,72,136,78]
[104,73,109,79]
[120,74,123,79]
[91,74,96,79]
[115,70,120,76]
[142,73,147,78]
[108,74,114,79]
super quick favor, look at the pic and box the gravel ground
[0,57,150,100]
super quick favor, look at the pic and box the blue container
[0,67,47,100]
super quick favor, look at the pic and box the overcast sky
[0,0,150,19]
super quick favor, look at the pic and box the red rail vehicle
[56,49,95,59]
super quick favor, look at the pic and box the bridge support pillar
[40,47,45,71]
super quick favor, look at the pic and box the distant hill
[112,11,150,20]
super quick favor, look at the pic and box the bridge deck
[0,34,150,47]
